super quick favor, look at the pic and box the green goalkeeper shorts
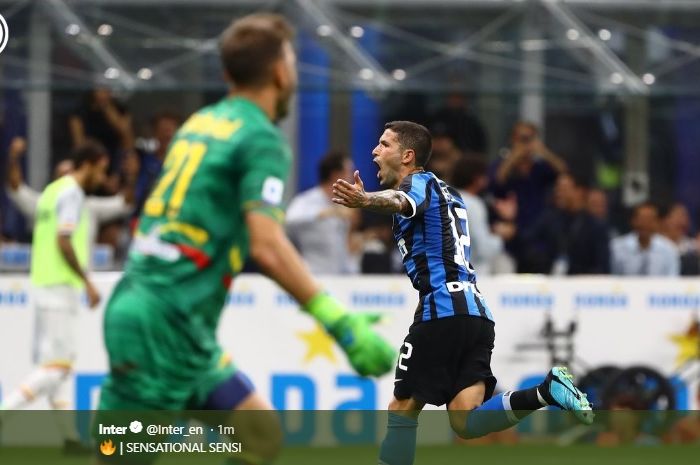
[97,277,236,411]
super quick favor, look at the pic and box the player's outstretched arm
[332,170,411,216]
[246,211,396,377]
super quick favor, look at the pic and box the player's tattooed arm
[332,170,412,216]
[361,190,412,215]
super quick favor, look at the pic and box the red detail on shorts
[175,244,211,269]
[222,274,233,289]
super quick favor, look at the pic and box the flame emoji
[100,439,116,456]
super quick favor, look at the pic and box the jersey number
[144,140,207,218]
[450,207,471,268]
[398,342,413,371]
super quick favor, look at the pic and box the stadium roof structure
[2,0,700,96]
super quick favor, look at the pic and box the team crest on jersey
[262,176,284,205]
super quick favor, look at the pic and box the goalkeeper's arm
[246,211,396,376]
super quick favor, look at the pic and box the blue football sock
[463,391,525,439]
[378,412,418,465]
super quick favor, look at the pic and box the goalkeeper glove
[304,292,396,377]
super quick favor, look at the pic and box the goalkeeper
[96,13,394,465]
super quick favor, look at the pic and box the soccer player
[1,141,107,452]
[95,13,395,465]
[331,121,593,465]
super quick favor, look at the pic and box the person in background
[68,88,133,193]
[0,141,108,453]
[611,202,679,276]
[492,121,568,233]
[596,394,659,446]
[424,129,462,186]
[661,203,699,275]
[359,211,404,275]
[5,137,134,255]
[131,111,182,218]
[286,151,361,274]
[667,383,700,443]
[429,92,488,155]
[521,173,610,275]
[452,156,516,275]
[586,187,618,239]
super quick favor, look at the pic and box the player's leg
[1,287,74,410]
[379,321,445,465]
[190,368,283,465]
[448,318,592,440]
[378,396,424,465]
[1,286,85,449]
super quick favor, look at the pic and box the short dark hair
[219,13,294,88]
[633,201,658,216]
[384,121,432,167]
[452,156,487,190]
[72,139,108,169]
[510,120,539,138]
[318,151,350,183]
[151,110,182,128]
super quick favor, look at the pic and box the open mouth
[373,158,382,179]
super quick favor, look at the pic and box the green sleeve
[238,130,291,223]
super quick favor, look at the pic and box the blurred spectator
[286,151,360,274]
[5,137,134,254]
[69,88,133,191]
[520,174,610,275]
[667,386,700,443]
[661,203,699,275]
[611,203,679,276]
[596,394,660,446]
[492,121,568,232]
[131,111,181,217]
[587,187,618,239]
[453,156,516,275]
[425,131,462,185]
[359,212,404,274]
[429,93,487,154]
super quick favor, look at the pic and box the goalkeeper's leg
[191,370,283,465]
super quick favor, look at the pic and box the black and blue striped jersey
[393,171,494,324]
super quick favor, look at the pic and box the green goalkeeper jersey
[126,96,291,320]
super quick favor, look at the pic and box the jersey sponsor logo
[445,280,474,293]
[500,293,554,308]
[262,176,284,206]
[0,14,8,55]
[351,292,405,307]
[574,294,628,309]
[648,294,700,309]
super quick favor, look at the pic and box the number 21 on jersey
[144,139,207,218]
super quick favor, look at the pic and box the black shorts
[393,315,497,407]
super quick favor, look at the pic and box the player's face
[275,41,298,120]
[372,129,404,189]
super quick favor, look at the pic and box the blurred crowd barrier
[1,274,698,417]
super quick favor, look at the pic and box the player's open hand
[332,170,367,209]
